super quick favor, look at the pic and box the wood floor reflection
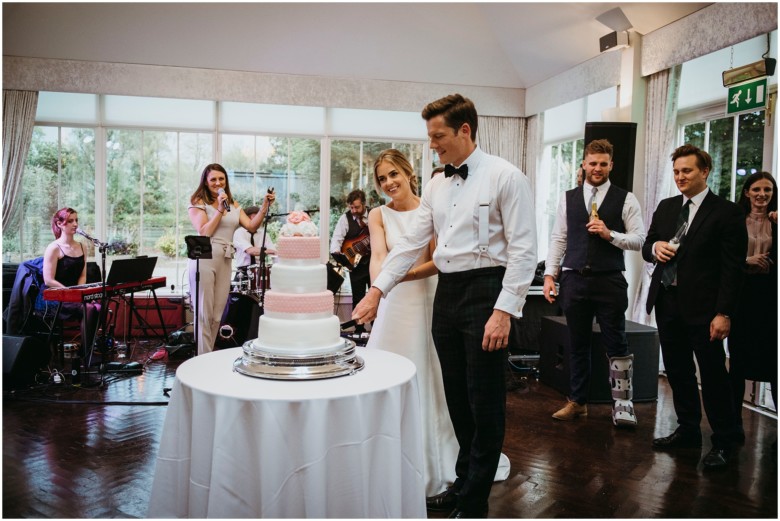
[3,342,777,518]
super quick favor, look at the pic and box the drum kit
[231,263,271,296]
[215,263,270,350]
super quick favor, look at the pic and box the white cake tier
[277,236,320,261]
[253,315,344,355]
[264,290,333,315]
[270,263,326,293]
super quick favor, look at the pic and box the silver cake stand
[233,339,365,380]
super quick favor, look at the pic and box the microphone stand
[84,237,109,387]
[258,215,272,310]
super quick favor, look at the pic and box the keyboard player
[42,208,101,356]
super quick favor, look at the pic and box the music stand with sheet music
[105,256,169,344]
[185,236,212,355]
[81,256,166,383]
[104,256,158,286]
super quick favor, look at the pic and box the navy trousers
[558,270,629,404]
[432,267,507,512]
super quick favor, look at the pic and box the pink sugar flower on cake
[287,210,311,224]
[280,211,318,237]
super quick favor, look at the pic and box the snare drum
[245,264,272,293]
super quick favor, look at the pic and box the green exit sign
[727,78,767,115]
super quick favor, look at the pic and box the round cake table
[147,346,425,518]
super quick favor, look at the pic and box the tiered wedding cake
[234,211,364,379]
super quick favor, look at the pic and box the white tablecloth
[147,347,425,518]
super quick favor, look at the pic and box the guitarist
[330,189,371,335]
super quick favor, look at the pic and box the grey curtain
[477,116,526,170]
[630,65,683,325]
[2,90,39,229]
[523,114,542,195]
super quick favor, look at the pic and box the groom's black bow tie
[444,164,468,180]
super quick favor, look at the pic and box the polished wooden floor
[2,341,777,518]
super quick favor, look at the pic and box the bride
[364,149,508,498]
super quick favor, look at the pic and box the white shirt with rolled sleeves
[233,228,276,268]
[372,147,537,318]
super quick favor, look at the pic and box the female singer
[188,163,274,354]
[728,171,777,439]
[42,207,100,355]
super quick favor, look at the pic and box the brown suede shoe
[552,400,588,420]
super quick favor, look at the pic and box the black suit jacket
[643,190,747,324]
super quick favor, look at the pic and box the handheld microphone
[76,228,100,244]
[217,188,231,212]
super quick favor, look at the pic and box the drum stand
[185,236,213,356]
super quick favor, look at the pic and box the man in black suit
[643,144,746,470]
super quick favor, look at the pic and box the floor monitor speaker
[539,316,660,403]
[3,335,49,389]
[584,122,637,192]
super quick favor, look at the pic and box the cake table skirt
[147,347,425,518]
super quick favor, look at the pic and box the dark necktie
[661,200,691,288]
[444,164,468,180]
[249,232,258,265]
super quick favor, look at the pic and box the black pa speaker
[326,263,345,294]
[584,122,637,192]
[599,31,628,53]
[3,335,49,389]
[214,293,262,350]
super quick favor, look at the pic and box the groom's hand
[482,309,511,351]
[352,286,383,325]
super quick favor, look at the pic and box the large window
[329,140,424,229]
[4,126,96,262]
[328,140,424,295]
[221,134,322,247]
[3,93,426,298]
[102,129,213,290]
[680,110,765,201]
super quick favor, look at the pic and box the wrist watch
[609,231,616,242]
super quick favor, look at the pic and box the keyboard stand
[120,289,169,344]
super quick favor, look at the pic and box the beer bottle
[590,202,599,222]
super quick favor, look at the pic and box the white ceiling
[2,2,710,89]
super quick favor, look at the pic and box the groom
[353,94,537,518]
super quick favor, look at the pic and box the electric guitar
[341,232,370,268]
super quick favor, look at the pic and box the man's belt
[568,267,622,277]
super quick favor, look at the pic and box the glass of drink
[668,222,688,252]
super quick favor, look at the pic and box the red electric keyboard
[43,276,167,303]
